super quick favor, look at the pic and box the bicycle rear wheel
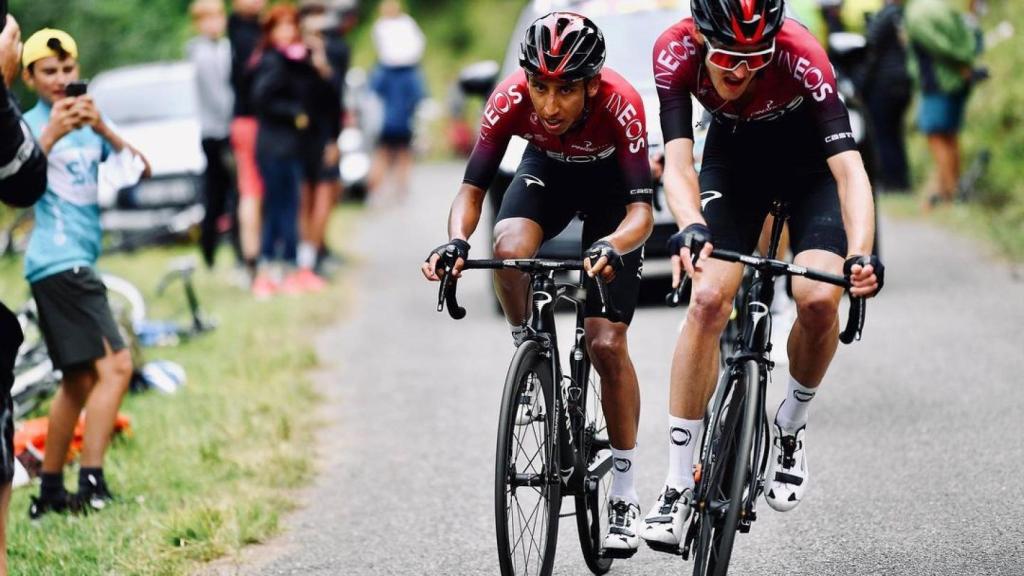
[692,360,761,576]
[495,340,560,576]
[573,356,613,575]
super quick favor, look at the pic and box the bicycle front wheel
[692,359,761,576]
[573,356,613,575]
[495,340,560,576]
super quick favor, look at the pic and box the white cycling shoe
[766,422,809,512]
[641,485,693,552]
[602,498,641,558]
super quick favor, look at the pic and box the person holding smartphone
[19,27,151,518]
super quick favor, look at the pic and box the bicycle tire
[495,340,560,576]
[692,359,760,576]
[573,355,613,575]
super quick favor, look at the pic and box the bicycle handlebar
[435,258,622,323]
[665,248,867,344]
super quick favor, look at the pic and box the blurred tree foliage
[8,0,192,104]
[958,0,1024,257]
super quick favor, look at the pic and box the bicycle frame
[524,270,612,496]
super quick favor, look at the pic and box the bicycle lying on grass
[664,200,868,576]
[436,258,623,576]
[12,257,215,418]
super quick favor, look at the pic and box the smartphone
[0,0,7,32]
[66,80,88,97]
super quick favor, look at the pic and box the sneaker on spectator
[281,269,326,295]
[28,490,82,520]
[251,275,278,300]
[295,268,327,292]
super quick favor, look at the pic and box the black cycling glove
[427,239,470,274]
[584,240,624,275]
[668,223,712,257]
[843,254,885,295]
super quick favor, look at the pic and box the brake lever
[666,251,700,308]
[436,262,467,320]
[594,276,623,324]
[839,294,866,344]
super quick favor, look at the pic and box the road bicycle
[436,257,624,576]
[664,200,868,576]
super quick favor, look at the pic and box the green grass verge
[1,205,360,575]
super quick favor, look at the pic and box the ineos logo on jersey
[776,49,834,103]
[546,148,616,163]
[613,458,632,473]
[482,84,524,127]
[605,93,646,154]
[670,427,692,446]
[654,36,698,89]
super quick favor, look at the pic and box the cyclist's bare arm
[663,137,712,280]
[421,182,485,282]
[826,150,879,297]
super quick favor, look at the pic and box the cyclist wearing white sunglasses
[642,0,883,551]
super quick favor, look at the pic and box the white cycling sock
[610,445,639,505]
[775,375,817,433]
[666,416,702,492]
[297,242,317,271]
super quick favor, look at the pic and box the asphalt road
[222,163,1024,576]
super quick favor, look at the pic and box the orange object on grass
[13,413,133,463]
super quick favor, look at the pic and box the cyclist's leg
[784,171,848,397]
[492,149,576,327]
[766,171,847,512]
[645,153,762,545]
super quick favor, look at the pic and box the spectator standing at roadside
[861,0,913,192]
[367,0,425,207]
[19,28,152,518]
[250,4,318,297]
[188,0,241,269]
[0,11,47,573]
[293,0,344,289]
[228,0,266,284]
[905,0,979,207]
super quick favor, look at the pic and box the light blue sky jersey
[22,101,113,283]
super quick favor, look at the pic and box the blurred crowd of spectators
[799,0,989,207]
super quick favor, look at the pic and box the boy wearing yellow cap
[20,28,151,518]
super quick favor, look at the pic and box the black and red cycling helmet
[691,0,786,46]
[519,12,606,82]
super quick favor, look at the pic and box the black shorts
[0,303,20,484]
[303,139,341,184]
[378,132,412,149]
[496,147,645,325]
[30,267,126,371]
[698,122,847,257]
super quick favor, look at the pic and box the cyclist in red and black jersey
[640,0,885,549]
[422,12,653,555]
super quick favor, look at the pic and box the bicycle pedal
[600,547,639,559]
[644,540,683,556]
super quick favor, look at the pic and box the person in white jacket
[367,0,425,206]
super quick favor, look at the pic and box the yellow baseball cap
[22,28,79,68]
